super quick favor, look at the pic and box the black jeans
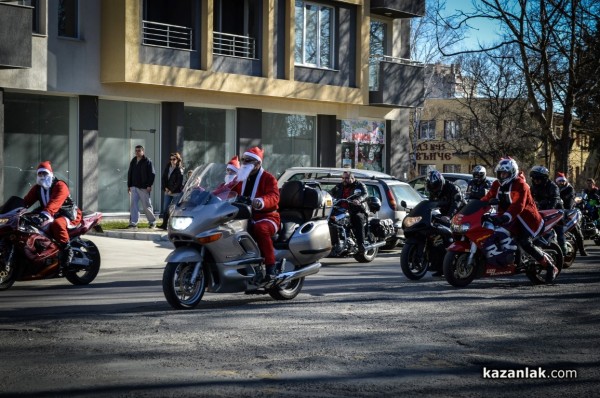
[350,211,367,247]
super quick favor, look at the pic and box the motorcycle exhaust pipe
[362,241,386,252]
[273,262,321,285]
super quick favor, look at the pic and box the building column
[317,114,337,167]
[237,108,262,153]
[0,88,4,203]
[79,96,99,212]
[161,102,185,162]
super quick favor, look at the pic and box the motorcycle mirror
[400,200,407,209]
[354,189,362,195]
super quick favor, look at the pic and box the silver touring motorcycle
[162,163,332,310]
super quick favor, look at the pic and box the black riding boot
[59,243,73,273]
[575,225,588,256]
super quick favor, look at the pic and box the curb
[89,230,170,242]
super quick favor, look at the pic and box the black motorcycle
[328,194,394,263]
[400,199,452,280]
[576,198,600,245]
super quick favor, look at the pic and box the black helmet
[366,197,382,212]
[472,165,486,182]
[529,165,549,182]
[426,170,445,193]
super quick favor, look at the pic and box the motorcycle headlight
[451,223,470,234]
[402,216,422,229]
[0,218,8,225]
[171,216,193,231]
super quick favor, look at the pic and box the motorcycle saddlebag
[279,180,327,222]
[369,218,394,239]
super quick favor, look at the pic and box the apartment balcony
[369,56,424,108]
[370,0,425,18]
[212,32,261,77]
[0,3,32,69]
[142,21,193,50]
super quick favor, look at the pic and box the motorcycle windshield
[178,163,238,208]
[458,199,490,216]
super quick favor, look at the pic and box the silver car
[278,167,424,248]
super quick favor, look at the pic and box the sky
[441,0,503,50]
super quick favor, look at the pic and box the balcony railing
[142,20,192,50]
[369,55,422,90]
[213,32,256,59]
[369,55,424,108]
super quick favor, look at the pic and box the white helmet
[472,165,487,182]
[494,158,519,186]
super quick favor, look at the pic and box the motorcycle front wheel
[0,242,18,291]
[400,242,428,280]
[65,238,101,285]
[562,239,576,269]
[443,251,476,287]
[163,262,206,310]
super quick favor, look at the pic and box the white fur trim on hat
[555,176,567,183]
[244,151,262,162]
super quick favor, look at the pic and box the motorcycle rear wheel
[268,277,305,300]
[400,242,429,280]
[65,239,101,285]
[526,241,564,285]
[163,262,206,310]
[562,240,576,269]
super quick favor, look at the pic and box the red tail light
[386,189,396,210]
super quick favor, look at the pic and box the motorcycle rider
[555,172,588,256]
[212,155,240,196]
[466,165,491,200]
[232,147,280,279]
[329,171,368,253]
[425,170,463,276]
[529,165,567,255]
[23,161,82,273]
[482,157,558,283]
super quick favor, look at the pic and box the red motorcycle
[443,199,564,287]
[0,196,103,290]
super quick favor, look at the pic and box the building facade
[0,0,425,214]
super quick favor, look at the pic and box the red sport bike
[0,196,103,290]
[443,199,564,287]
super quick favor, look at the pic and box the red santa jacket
[482,172,543,237]
[232,168,280,232]
[23,179,82,223]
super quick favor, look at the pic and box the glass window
[295,1,334,69]
[444,120,459,140]
[419,121,436,140]
[262,113,316,178]
[418,165,435,176]
[369,20,388,90]
[3,93,77,201]
[443,164,462,173]
[182,107,236,171]
[58,0,78,38]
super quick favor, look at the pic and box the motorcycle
[443,199,564,287]
[399,199,453,280]
[0,196,103,290]
[575,197,600,245]
[162,164,332,310]
[557,208,582,268]
[327,193,395,263]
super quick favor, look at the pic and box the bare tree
[436,0,600,172]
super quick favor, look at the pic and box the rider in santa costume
[23,161,82,271]
[232,147,280,277]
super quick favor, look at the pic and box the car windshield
[179,163,238,207]
[390,184,423,208]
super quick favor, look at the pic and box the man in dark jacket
[330,171,369,252]
[127,145,156,229]
[529,166,566,254]
[556,172,588,256]
[466,165,492,200]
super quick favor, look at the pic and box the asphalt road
[1,236,599,397]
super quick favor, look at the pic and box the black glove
[30,213,49,226]
[493,214,510,226]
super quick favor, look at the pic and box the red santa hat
[227,155,240,172]
[555,172,567,183]
[243,146,264,163]
[37,161,53,175]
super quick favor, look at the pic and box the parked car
[278,167,424,248]
[408,172,496,198]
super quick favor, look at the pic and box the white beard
[37,175,53,189]
[237,164,255,182]
[224,174,236,184]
